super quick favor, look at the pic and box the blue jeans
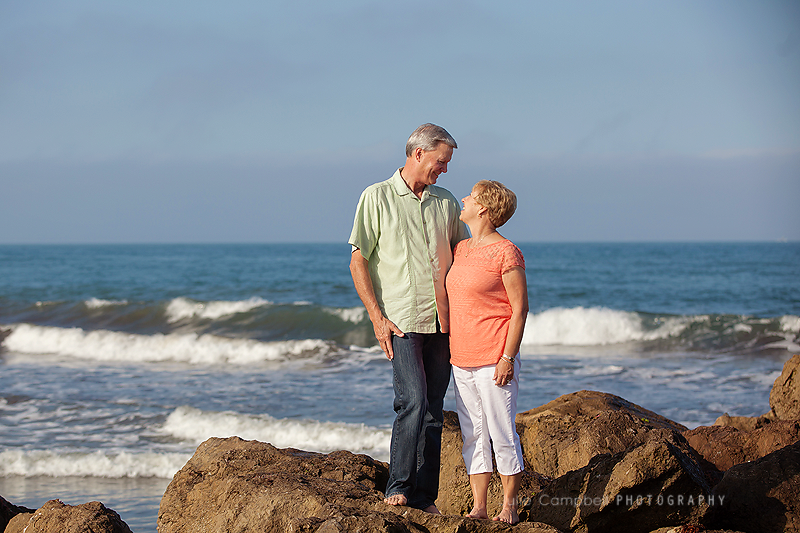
[385,330,451,510]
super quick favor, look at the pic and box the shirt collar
[392,168,439,199]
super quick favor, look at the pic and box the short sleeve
[500,243,525,274]
[348,189,379,260]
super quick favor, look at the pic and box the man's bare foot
[383,493,407,506]
[466,507,489,520]
[423,504,441,515]
[493,508,519,525]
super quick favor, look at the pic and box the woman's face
[460,187,485,224]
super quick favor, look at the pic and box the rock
[5,499,132,533]
[703,440,800,533]
[770,354,800,420]
[526,430,713,533]
[158,436,561,533]
[683,419,800,473]
[514,390,689,478]
[1,495,35,532]
[713,412,774,432]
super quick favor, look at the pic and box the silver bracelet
[501,354,515,365]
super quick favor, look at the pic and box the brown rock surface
[514,390,689,478]
[770,354,800,420]
[5,499,132,533]
[683,419,800,472]
[157,436,561,533]
[1,495,35,532]
[704,440,800,533]
[712,412,774,432]
[526,430,712,533]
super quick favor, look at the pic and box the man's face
[417,143,453,186]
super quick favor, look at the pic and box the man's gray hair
[405,123,457,157]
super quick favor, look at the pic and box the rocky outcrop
[713,412,774,432]
[525,430,711,533]
[703,440,800,533]
[4,499,132,533]
[683,419,800,472]
[157,436,561,533]
[770,353,800,420]
[1,495,34,532]
[514,390,689,479]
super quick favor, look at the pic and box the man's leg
[409,331,451,511]
[384,332,427,505]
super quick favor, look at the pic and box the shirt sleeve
[348,188,379,261]
[500,243,525,273]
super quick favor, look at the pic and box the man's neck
[399,167,426,198]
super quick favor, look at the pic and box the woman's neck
[467,220,499,245]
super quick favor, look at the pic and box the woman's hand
[493,358,514,386]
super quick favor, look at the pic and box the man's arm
[349,249,404,360]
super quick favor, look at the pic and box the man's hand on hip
[373,316,404,360]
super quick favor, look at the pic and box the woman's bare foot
[423,504,441,515]
[493,507,519,525]
[383,493,408,506]
[466,507,489,520]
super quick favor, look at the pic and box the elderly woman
[445,180,528,525]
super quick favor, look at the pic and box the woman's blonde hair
[473,180,517,228]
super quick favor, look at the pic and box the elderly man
[349,123,469,513]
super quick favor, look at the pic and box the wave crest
[3,324,334,365]
[161,406,390,460]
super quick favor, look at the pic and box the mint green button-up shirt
[349,169,469,334]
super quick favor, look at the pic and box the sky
[1,0,799,244]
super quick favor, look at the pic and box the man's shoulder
[362,177,394,194]
[359,172,400,199]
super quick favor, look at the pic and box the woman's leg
[467,472,492,519]
[494,472,522,524]
[474,359,524,524]
[453,364,494,518]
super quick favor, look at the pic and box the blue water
[1,242,798,531]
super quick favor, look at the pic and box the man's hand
[372,315,404,360]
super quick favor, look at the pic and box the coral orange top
[446,239,525,368]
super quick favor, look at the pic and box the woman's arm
[494,265,529,385]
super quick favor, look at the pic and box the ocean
[1,242,798,532]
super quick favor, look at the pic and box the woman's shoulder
[498,239,525,269]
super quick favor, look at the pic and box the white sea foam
[326,306,367,324]
[521,307,688,346]
[0,449,191,478]
[780,315,800,333]
[84,298,128,309]
[3,324,333,365]
[161,406,391,461]
[165,296,270,322]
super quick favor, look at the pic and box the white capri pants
[452,358,523,476]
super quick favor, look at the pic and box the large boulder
[157,436,561,533]
[683,419,800,472]
[525,429,712,533]
[1,495,35,532]
[770,354,800,420]
[514,390,689,479]
[703,440,800,533]
[5,499,132,533]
